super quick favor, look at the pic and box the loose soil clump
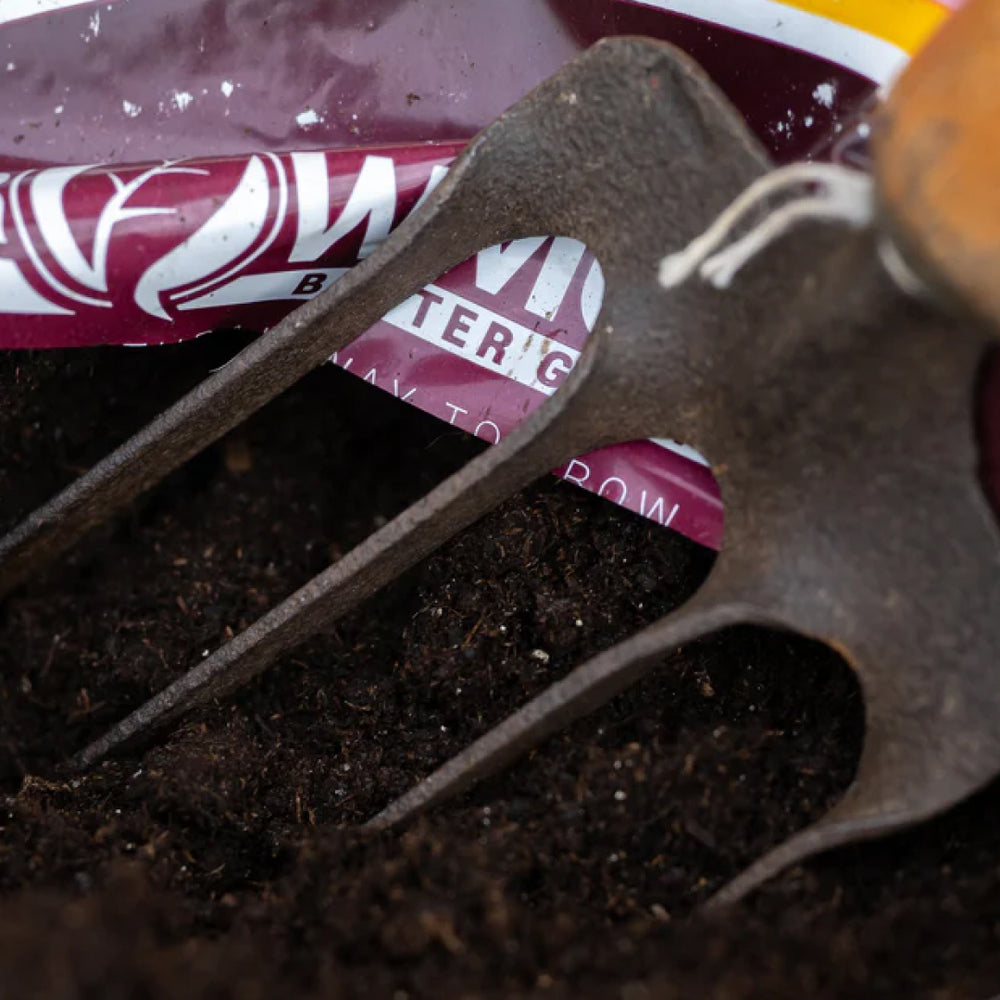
[0,335,998,998]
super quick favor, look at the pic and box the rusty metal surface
[876,0,1000,324]
[3,35,1000,907]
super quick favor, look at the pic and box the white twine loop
[658,162,876,291]
[876,235,930,300]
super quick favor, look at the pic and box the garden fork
[3,0,1000,907]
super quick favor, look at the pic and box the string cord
[659,162,880,291]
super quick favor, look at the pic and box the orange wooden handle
[876,0,1000,323]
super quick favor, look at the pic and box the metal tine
[0,35,738,602]
[68,37,773,768]
[366,224,1000,906]
[707,533,1000,910]
[0,176,487,600]
[705,676,1000,910]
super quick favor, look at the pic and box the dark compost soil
[0,334,998,999]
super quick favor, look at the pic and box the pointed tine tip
[362,800,416,835]
[700,752,992,911]
[700,805,917,913]
[360,707,542,834]
[359,708,514,832]
[362,594,746,833]
[703,693,1000,910]
[66,637,235,773]
[699,726,926,911]
[66,693,175,774]
[66,735,113,775]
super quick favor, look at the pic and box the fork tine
[364,579,754,831]
[705,641,1000,911]
[705,471,1000,907]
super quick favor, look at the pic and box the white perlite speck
[296,107,322,127]
[812,81,836,108]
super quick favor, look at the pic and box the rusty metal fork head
[3,21,1000,909]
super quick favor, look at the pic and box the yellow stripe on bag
[779,0,950,56]
[629,0,953,83]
